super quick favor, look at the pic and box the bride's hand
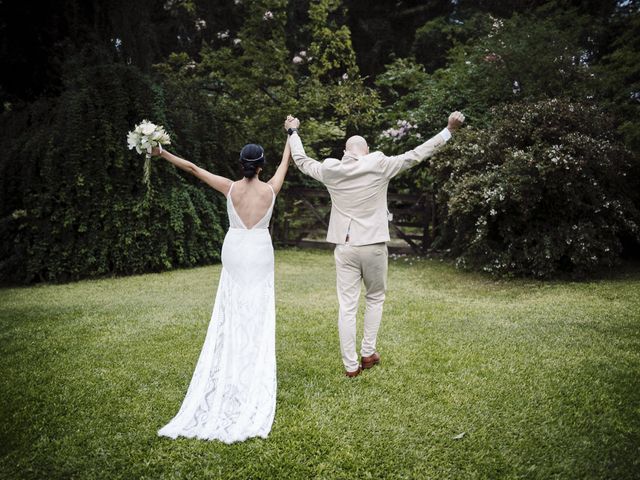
[151,146,163,157]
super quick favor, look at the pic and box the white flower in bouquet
[127,119,171,188]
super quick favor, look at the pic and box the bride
[153,137,291,443]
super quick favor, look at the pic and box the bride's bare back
[228,180,274,229]
[153,139,290,227]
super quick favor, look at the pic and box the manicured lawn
[1,249,639,479]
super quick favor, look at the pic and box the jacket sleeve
[380,128,451,179]
[289,133,324,183]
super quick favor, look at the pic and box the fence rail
[271,187,436,254]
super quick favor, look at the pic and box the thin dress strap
[266,183,275,200]
[227,181,236,197]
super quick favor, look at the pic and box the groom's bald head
[345,135,369,156]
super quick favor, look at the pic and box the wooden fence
[271,187,436,254]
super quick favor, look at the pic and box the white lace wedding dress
[157,182,277,443]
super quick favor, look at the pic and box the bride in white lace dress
[152,138,291,443]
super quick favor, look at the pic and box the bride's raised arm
[152,147,233,195]
[267,138,291,195]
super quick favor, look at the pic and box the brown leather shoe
[345,366,362,378]
[361,352,381,369]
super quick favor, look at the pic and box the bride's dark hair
[239,144,265,179]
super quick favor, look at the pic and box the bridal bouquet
[126,120,171,188]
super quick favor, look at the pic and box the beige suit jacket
[289,128,451,246]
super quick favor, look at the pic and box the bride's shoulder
[254,180,274,196]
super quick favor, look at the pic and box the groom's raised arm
[381,111,465,179]
[289,133,323,183]
[285,117,324,183]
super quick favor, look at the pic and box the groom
[284,112,465,377]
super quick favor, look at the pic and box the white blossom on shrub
[380,119,418,141]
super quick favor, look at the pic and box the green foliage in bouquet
[430,99,640,278]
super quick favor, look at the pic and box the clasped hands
[284,115,300,131]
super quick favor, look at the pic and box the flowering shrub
[380,119,419,142]
[430,99,639,278]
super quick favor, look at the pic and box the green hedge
[0,62,226,284]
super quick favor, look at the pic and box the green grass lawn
[1,249,639,479]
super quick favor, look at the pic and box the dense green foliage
[430,99,639,278]
[0,60,226,283]
[1,0,639,282]
[1,250,639,478]
[374,3,640,276]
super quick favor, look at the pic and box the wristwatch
[287,128,298,136]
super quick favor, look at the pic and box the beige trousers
[334,242,388,372]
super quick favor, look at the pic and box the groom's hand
[447,111,465,133]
